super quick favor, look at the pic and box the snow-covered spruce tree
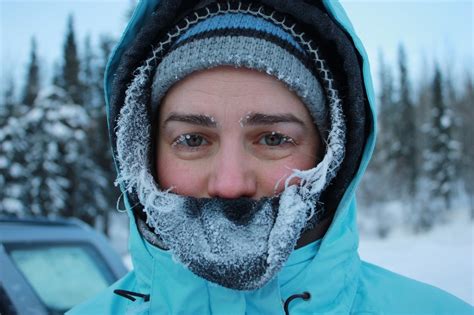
[22,37,40,106]
[1,38,42,216]
[420,64,459,230]
[21,87,92,220]
[357,51,396,237]
[394,45,419,209]
[0,88,31,216]
[444,66,465,200]
[0,74,16,125]
[60,15,83,105]
[77,33,119,233]
[82,35,95,109]
[88,35,122,235]
[457,74,474,217]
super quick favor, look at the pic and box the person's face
[156,66,322,199]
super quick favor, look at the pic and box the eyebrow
[163,112,306,128]
[164,113,217,128]
[241,112,305,127]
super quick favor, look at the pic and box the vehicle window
[0,285,18,315]
[8,244,112,313]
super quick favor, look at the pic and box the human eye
[257,132,296,147]
[172,133,209,150]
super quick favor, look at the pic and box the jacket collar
[125,195,361,314]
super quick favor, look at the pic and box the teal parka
[68,1,472,314]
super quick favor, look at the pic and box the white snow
[1,198,23,213]
[359,211,473,305]
[441,115,452,128]
[0,156,7,168]
[10,163,23,177]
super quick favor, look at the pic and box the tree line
[0,14,472,237]
[0,15,117,235]
[357,46,473,237]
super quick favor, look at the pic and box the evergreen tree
[357,51,396,237]
[22,87,92,219]
[90,34,121,235]
[0,126,27,215]
[422,64,458,229]
[78,33,112,230]
[1,74,31,216]
[51,61,62,88]
[414,53,432,164]
[1,74,16,125]
[374,51,397,236]
[4,76,16,110]
[0,102,30,216]
[22,37,40,106]
[395,45,418,207]
[61,14,82,104]
[376,50,396,169]
[444,66,462,182]
[82,34,97,109]
[457,74,474,216]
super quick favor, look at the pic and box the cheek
[259,167,293,195]
[156,150,207,196]
[258,154,317,196]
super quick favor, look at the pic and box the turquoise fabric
[69,0,473,314]
[279,240,321,288]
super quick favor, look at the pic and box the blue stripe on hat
[174,13,305,54]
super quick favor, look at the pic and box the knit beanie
[150,8,330,137]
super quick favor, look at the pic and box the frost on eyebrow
[239,111,305,128]
[164,113,218,127]
[203,114,216,124]
[239,111,254,128]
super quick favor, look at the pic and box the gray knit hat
[150,8,330,136]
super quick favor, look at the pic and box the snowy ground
[116,211,473,305]
[359,213,473,305]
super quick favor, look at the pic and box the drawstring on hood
[113,289,150,302]
[283,291,311,315]
[112,287,312,315]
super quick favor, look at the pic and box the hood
[104,0,375,307]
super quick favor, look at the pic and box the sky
[342,0,473,90]
[0,0,472,98]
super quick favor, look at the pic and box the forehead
[159,66,310,118]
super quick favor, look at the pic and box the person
[68,1,472,314]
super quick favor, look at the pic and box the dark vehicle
[0,217,128,315]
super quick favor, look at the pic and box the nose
[207,144,257,199]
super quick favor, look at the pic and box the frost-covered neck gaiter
[115,4,346,291]
[144,193,308,290]
[122,164,317,290]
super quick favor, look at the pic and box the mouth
[183,196,280,226]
